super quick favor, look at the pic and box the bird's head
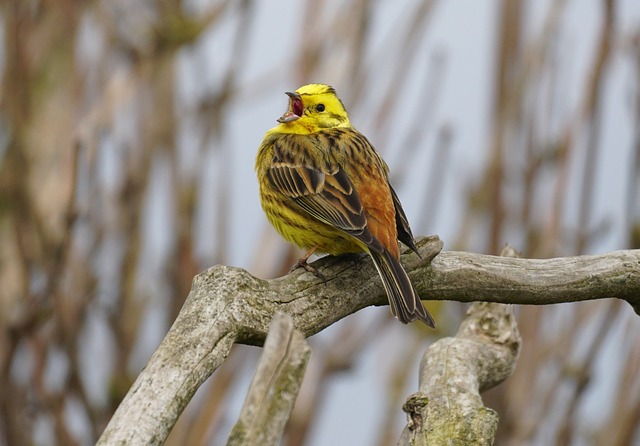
[272,84,351,134]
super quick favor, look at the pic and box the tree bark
[227,312,310,446]
[96,236,640,445]
[398,245,522,446]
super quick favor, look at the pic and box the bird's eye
[316,104,325,112]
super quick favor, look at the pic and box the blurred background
[1,0,640,445]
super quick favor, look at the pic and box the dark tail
[369,249,436,327]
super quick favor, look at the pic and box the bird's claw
[290,258,326,281]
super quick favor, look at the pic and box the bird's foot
[289,257,326,281]
[289,246,326,281]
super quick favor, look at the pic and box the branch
[424,241,640,313]
[398,245,522,446]
[97,236,640,444]
[227,312,310,446]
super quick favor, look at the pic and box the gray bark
[227,312,310,446]
[96,236,640,445]
[398,245,522,446]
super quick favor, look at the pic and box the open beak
[277,92,303,123]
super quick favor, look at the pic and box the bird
[255,83,435,327]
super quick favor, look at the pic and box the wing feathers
[268,163,368,235]
[268,162,325,197]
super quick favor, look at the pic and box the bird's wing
[267,161,381,251]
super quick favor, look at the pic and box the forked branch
[97,236,640,445]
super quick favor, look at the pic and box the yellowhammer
[256,84,435,327]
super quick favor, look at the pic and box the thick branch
[399,302,520,446]
[398,245,522,445]
[96,272,238,445]
[227,313,310,446]
[97,236,640,444]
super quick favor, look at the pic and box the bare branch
[399,302,519,446]
[97,236,640,444]
[227,312,310,446]
[96,272,239,446]
[398,245,522,445]
[424,239,640,313]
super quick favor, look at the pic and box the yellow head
[270,84,351,134]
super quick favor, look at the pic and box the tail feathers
[369,249,436,328]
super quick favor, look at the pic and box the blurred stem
[415,124,452,233]
[488,0,523,254]
[626,31,640,249]
[575,0,615,254]
[556,300,622,445]
[210,0,254,265]
[1,3,39,444]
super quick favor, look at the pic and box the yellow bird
[255,84,435,327]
